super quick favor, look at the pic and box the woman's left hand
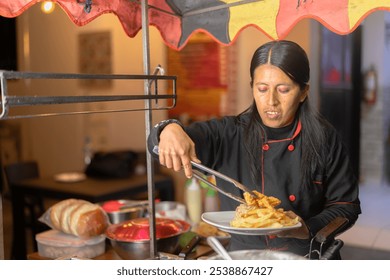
[276,211,310,239]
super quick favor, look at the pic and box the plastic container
[203,175,219,212]
[36,229,106,259]
[185,178,202,224]
[204,189,219,212]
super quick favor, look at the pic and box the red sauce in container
[106,218,190,241]
[101,200,124,213]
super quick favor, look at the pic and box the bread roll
[50,199,108,238]
[50,198,78,230]
[59,200,84,234]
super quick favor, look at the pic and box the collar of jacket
[261,120,302,151]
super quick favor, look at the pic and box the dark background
[0,16,17,71]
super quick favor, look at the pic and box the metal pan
[207,249,306,260]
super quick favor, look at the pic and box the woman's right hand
[158,123,200,178]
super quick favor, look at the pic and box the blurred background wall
[1,4,389,203]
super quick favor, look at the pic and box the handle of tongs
[192,170,245,204]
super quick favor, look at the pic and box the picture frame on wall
[78,31,112,88]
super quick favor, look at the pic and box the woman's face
[252,64,308,128]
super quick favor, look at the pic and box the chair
[307,216,349,260]
[3,161,46,258]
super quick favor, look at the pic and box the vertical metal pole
[0,73,7,259]
[141,0,157,259]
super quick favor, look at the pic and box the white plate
[54,172,87,183]
[201,211,302,236]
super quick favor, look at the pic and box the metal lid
[106,217,190,242]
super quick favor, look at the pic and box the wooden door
[319,27,362,176]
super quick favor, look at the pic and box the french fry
[230,191,299,229]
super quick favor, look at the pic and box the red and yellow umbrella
[0,0,389,50]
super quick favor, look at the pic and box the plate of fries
[201,211,301,235]
[201,191,301,235]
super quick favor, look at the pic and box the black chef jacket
[149,113,361,256]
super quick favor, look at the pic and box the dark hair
[241,40,328,189]
[249,40,310,89]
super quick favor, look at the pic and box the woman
[148,40,361,257]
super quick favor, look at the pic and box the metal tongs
[191,161,256,204]
[153,146,255,204]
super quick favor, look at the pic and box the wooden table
[27,245,216,260]
[11,173,174,260]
